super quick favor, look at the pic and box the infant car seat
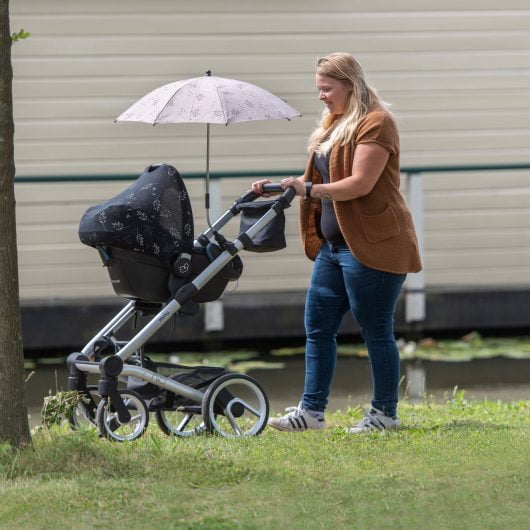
[78,163,242,304]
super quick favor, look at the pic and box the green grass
[1,395,529,529]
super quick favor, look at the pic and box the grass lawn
[1,394,529,529]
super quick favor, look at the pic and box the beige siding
[10,0,530,300]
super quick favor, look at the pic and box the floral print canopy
[115,74,301,125]
[79,164,194,262]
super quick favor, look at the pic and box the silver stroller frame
[67,183,295,441]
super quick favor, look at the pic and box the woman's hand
[280,176,305,196]
[251,178,272,196]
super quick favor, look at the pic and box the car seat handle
[173,252,192,277]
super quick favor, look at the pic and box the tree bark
[0,0,31,447]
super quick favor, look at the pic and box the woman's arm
[281,143,390,201]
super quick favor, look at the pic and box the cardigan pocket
[359,204,400,243]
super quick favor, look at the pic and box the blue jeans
[302,243,406,417]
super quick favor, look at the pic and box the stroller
[67,163,295,441]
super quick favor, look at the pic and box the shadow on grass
[403,419,519,433]
[324,419,521,441]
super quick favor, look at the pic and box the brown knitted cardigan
[299,110,422,274]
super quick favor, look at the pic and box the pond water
[25,356,530,428]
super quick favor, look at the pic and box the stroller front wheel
[68,385,101,430]
[202,373,269,437]
[97,389,149,442]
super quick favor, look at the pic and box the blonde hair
[308,52,390,155]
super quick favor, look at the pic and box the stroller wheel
[68,385,101,430]
[155,409,207,437]
[202,374,269,437]
[96,390,149,442]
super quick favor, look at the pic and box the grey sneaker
[268,403,326,432]
[347,407,400,434]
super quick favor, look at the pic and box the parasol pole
[204,70,214,231]
[205,121,214,231]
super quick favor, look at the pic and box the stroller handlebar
[262,183,297,203]
[238,184,297,203]
[262,183,283,193]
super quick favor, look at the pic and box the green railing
[13,163,530,183]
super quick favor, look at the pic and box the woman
[252,52,422,434]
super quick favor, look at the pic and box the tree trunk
[0,0,31,447]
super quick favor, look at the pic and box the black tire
[201,373,269,437]
[97,389,149,442]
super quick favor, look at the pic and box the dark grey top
[314,152,345,245]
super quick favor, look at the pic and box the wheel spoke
[225,409,243,436]
[238,400,261,417]
[157,410,205,437]
[177,414,193,431]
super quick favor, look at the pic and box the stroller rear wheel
[97,389,149,442]
[202,374,269,437]
[155,408,207,437]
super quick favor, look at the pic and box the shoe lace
[284,405,304,419]
[354,412,375,429]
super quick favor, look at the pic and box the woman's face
[315,73,351,115]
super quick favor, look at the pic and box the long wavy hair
[308,52,391,155]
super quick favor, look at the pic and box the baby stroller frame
[67,175,295,441]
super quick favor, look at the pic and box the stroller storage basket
[127,362,229,412]
[237,200,286,252]
[166,366,228,408]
